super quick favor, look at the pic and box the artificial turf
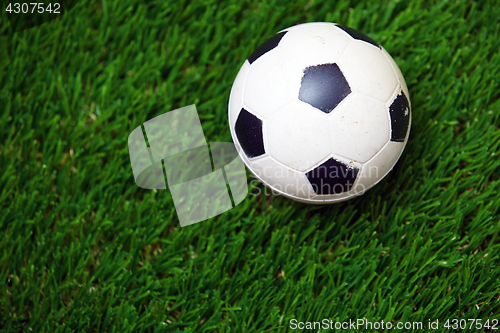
[1,0,500,331]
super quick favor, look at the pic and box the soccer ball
[228,22,411,204]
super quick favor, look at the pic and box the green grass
[1,0,500,331]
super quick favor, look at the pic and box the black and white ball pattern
[229,22,411,203]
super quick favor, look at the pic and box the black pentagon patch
[299,63,351,113]
[306,158,359,195]
[248,31,288,64]
[235,108,265,158]
[336,24,380,49]
[389,91,411,142]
